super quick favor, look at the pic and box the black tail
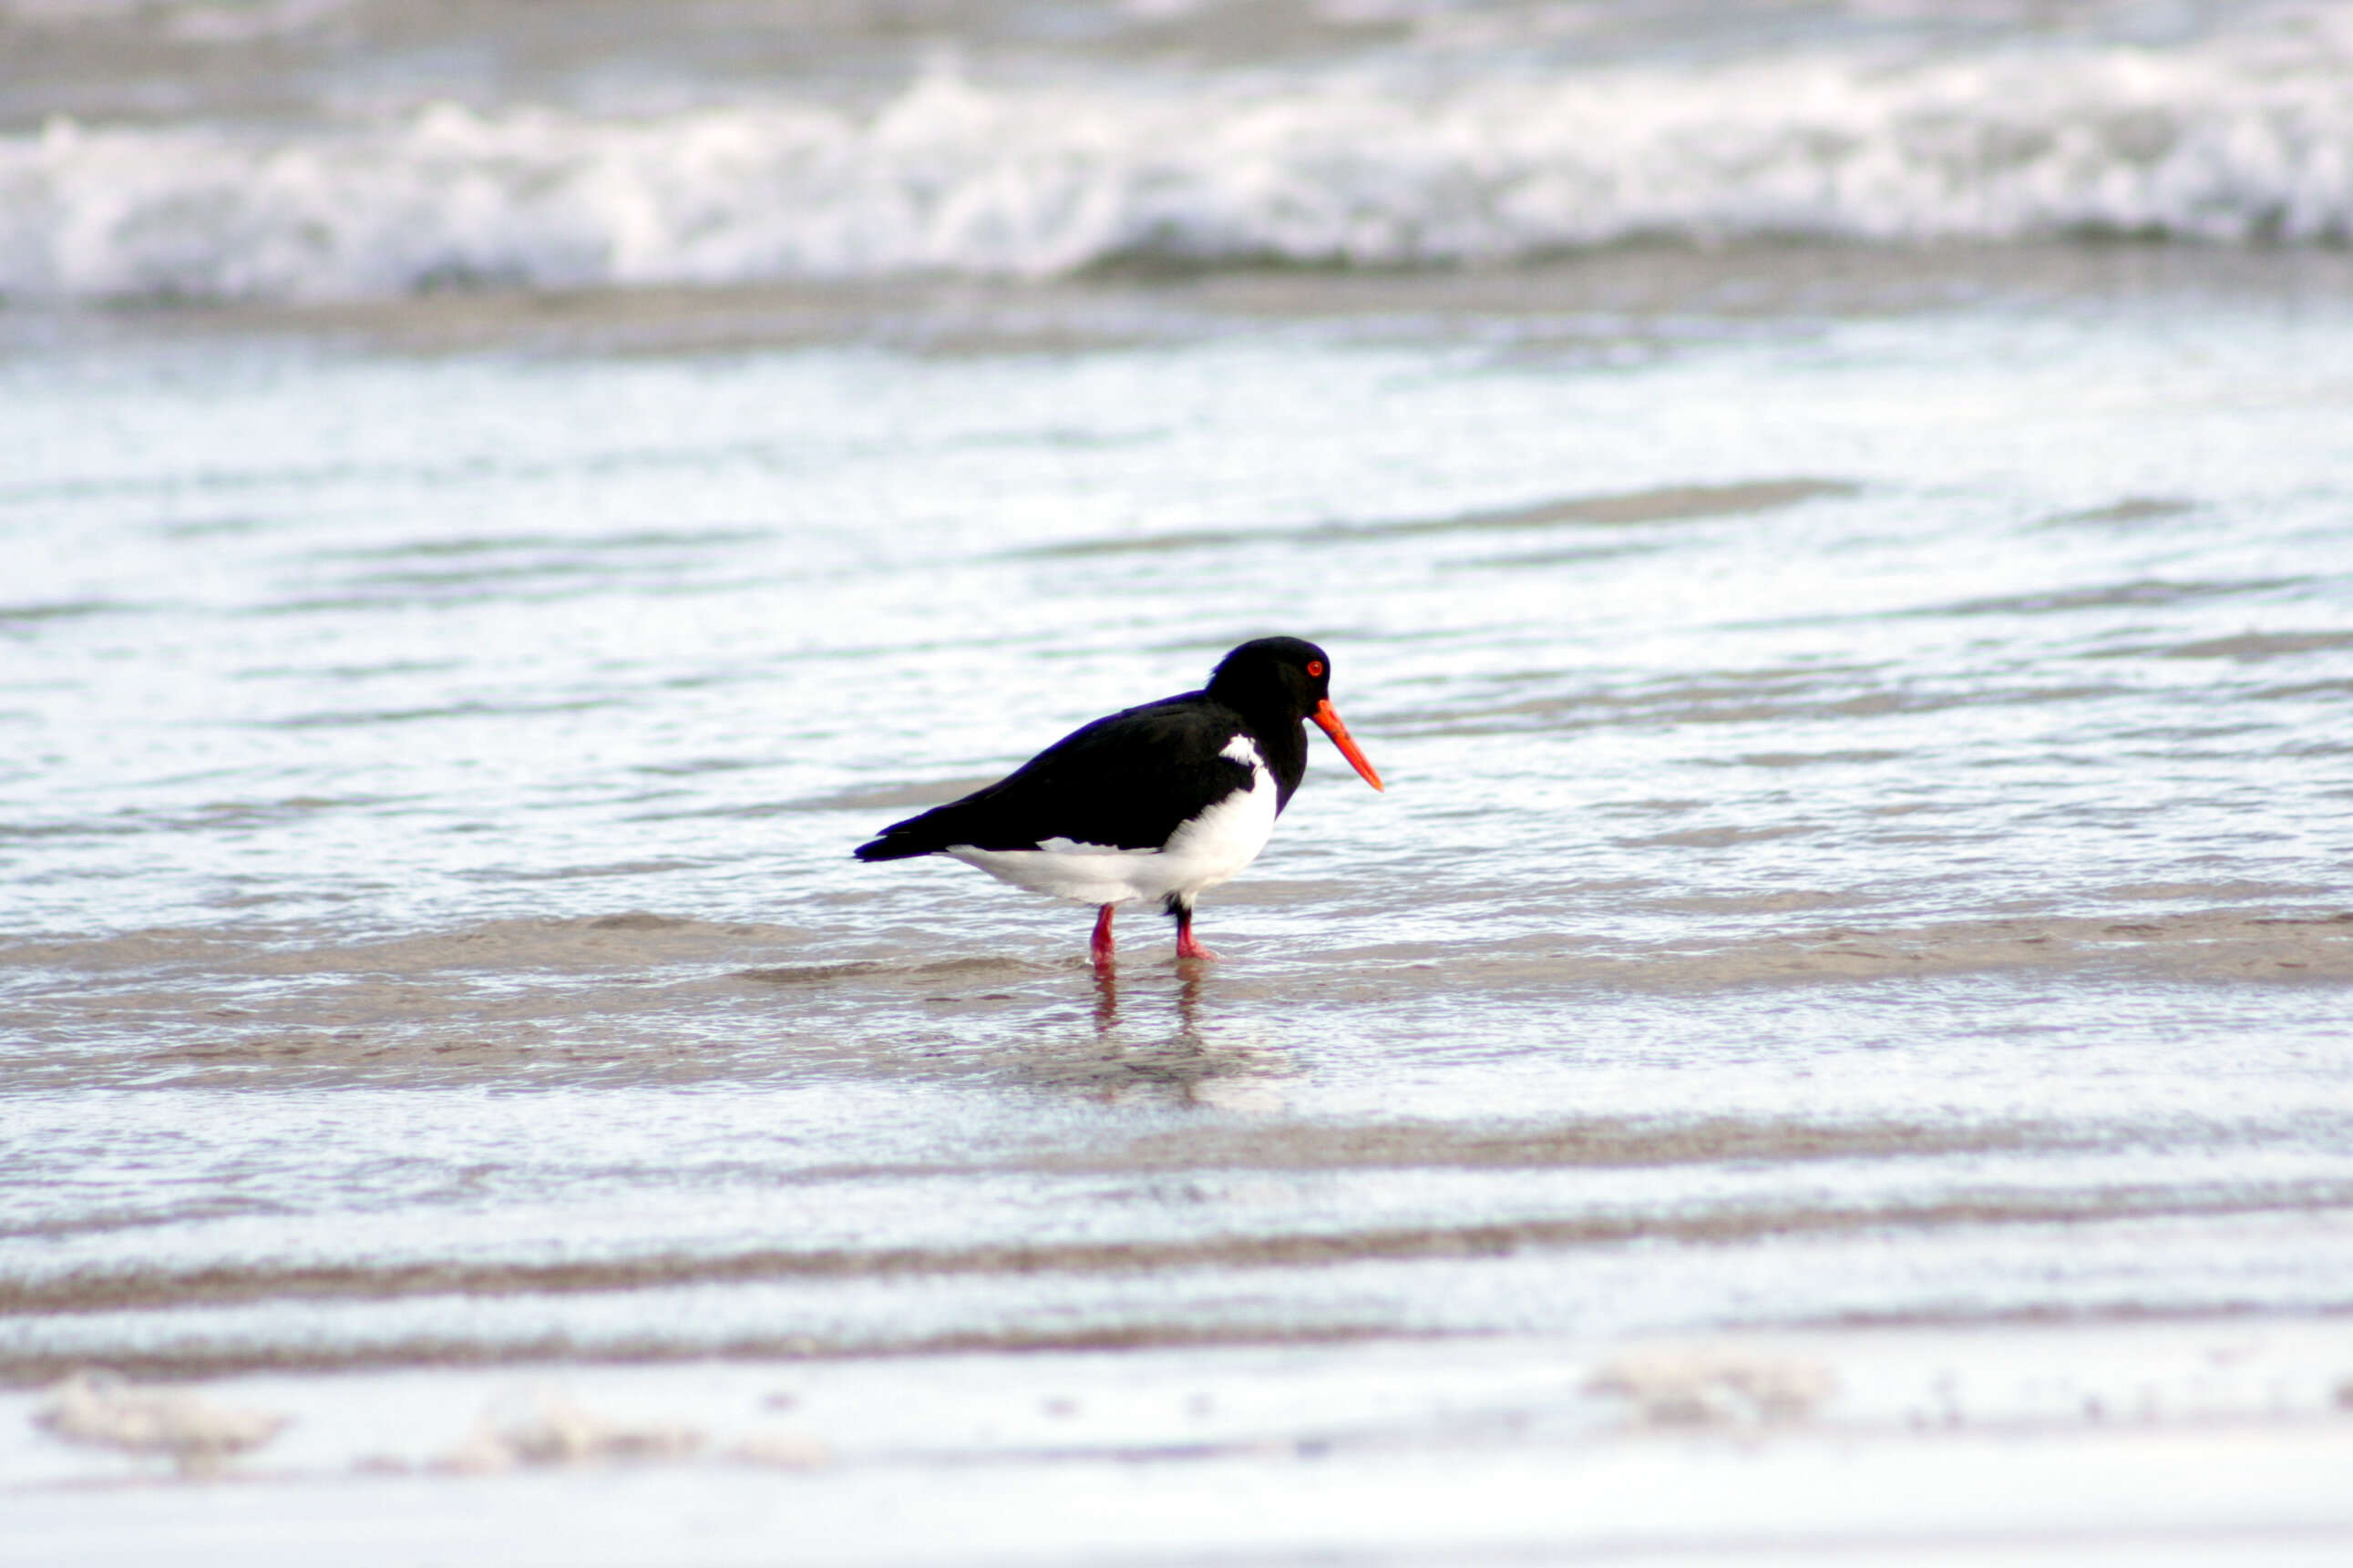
[853,804,961,862]
[853,831,936,862]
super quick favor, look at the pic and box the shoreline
[11,244,2353,359]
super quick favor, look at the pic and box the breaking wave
[5,33,2352,302]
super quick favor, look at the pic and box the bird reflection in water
[1030,961,1288,1112]
[1092,957,1124,1033]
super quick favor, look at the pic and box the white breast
[1156,740,1278,895]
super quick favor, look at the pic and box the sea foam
[4,34,2350,302]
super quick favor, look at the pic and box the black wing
[854,693,1259,860]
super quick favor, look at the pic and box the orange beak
[1310,699,1384,791]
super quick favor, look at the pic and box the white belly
[946,763,1279,908]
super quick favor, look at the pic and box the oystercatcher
[855,637,1382,964]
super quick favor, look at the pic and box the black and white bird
[854,637,1383,965]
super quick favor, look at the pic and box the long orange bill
[1310,699,1384,791]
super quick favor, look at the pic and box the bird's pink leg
[1174,905,1216,961]
[1091,904,1117,968]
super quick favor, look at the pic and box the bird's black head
[1206,637,1382,791]
[1207,636,1332,718]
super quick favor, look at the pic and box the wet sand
[6,1327,2353,1565]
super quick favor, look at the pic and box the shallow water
[5,250,2352,1566]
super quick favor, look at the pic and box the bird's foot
[1173,917,1216,962]
[1090,905,1118,968]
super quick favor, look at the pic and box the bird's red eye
[1307,660,1324,678]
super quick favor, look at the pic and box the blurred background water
[8,1,2353,296]
[4,4,2353,1563]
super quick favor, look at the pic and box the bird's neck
[1203,677,1310,808]
[1243,709,1309,811]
